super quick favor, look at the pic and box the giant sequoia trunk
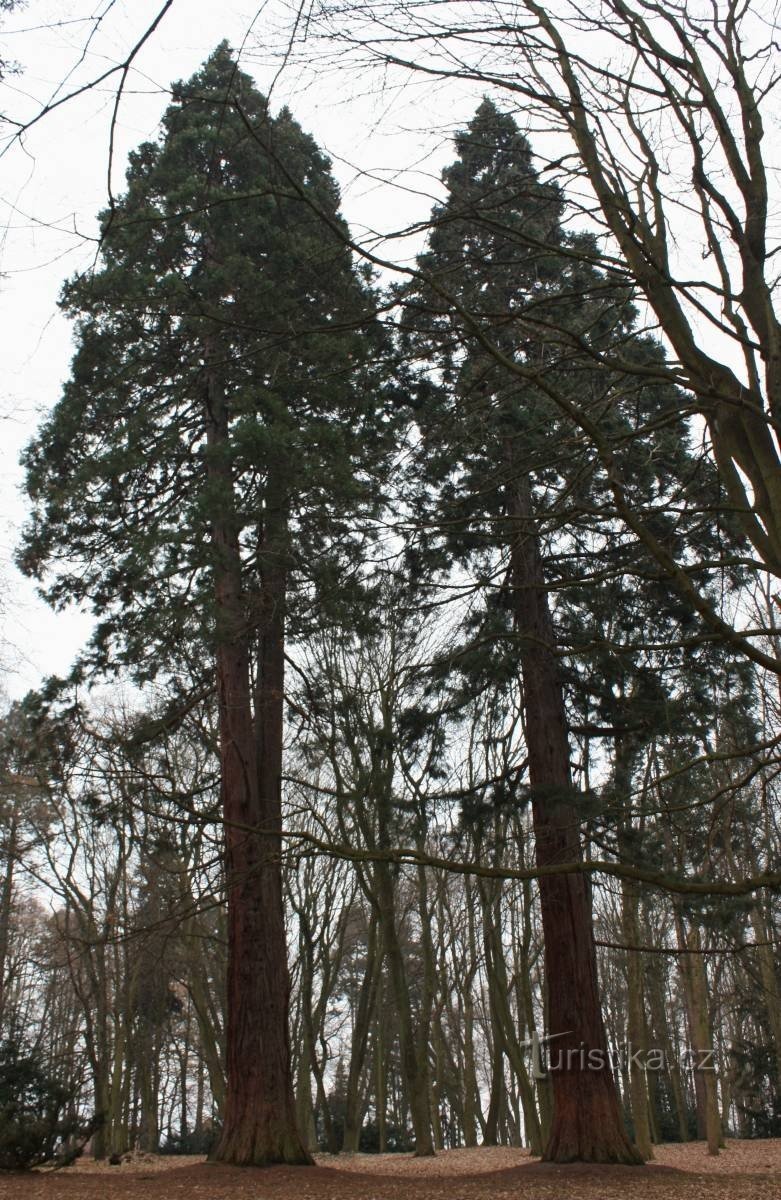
[206,371,310,1167]
[509,469,642,1164]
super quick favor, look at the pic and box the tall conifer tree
[401,98,723,1162]
[19,44,388,1165]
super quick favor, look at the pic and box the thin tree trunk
[615,765,654,1161]
[0,806,19,1032]
[369,683,435,1158]
[646,950,690,1142]
[184,944,226,1120]
[372,859,435,1155]
[375,1015,387,1153]
[479,872,543,1154]
[293,995,317,1155]
[749,901,781,1087]
[416,862,439,1151]
[674,913,722,1156]
[343,916,381,1151]
[195,1053,205,1136]
[180,1007,191,1143]
[483,1038,503,1146]
[621,880,653,1158]
[460,888,481,1147]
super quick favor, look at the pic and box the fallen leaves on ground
[1,1139,778,1200]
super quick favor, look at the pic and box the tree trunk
[483,1038,503,1146]
[674,914,722,1156]
[205,368,310,1167]
[508,468,642,1164]
[460,881,481,1147]
[0,805,19,1032]
[749,901,781,1088]
[479,871,543,1154]
[375,1013,387,1153]
[416,862,440,1151]
[136,1026,159,1152]
[615,763,654,1161]
[646,951,690,1142]
[368,687,435,1158]
[621,880,653,1158]
[184,938,226,1120]
[372,859,435,1155]
[343,915,381,1151]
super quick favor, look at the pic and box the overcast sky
[2,0,759,704]
[0,0,485,700]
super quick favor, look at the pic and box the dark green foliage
[17,47,397,1165]
[162,1126,220,1155]
[0,0,22,83]
[400,98,751,837]
[356,1120,413,1154]
[0,1037,86,1171]
[19,42,393,689]
[649,1077,695,1144]
[409,102,734,583]
[731,1035,781,1137]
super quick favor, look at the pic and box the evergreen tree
[0,1035,89,1170]
[401,99,739,1162]
[19,44,390,1166]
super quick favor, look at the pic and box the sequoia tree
[19,44,388,1165]
[400,99,720,1162]
[305,0,781,674]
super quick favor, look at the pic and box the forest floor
[2,1140,780,1200]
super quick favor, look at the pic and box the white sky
[1,1,768,702]
[0,0,482,699]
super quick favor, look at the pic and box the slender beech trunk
[483,1038,503,1146]
[646,951,690,1141]
[297,911,339,1153]
[479,870,543,1153]
[673,912,722,1155]
[375,1012,387,1153]
[205,366,310,1166]
[372,859,435,1155]
[370,686,435,1156]
[508,468,641,1163]
[0,805,19,1032]
[90,966,112,1160]
[620,878,653,1158]
[518,873,553,1143]
[195,1054,205,1135]
[137,1026,159,1152]
[750,903,781,1088]
[343,915,381,1151]
[416,861,440,1148]
[460,882,481,1147]
[294,1047,317,1154]
[184,937,226,1120]
[615,744,654,1160]
[180,1009,191,1143]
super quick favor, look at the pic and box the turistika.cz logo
[519,1030,715,1079]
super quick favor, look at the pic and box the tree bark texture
[205,368,310,1167]
[509,469,642,1163]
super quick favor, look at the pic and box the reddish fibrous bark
[205,368,310,1167]
[509,470,643,1165]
